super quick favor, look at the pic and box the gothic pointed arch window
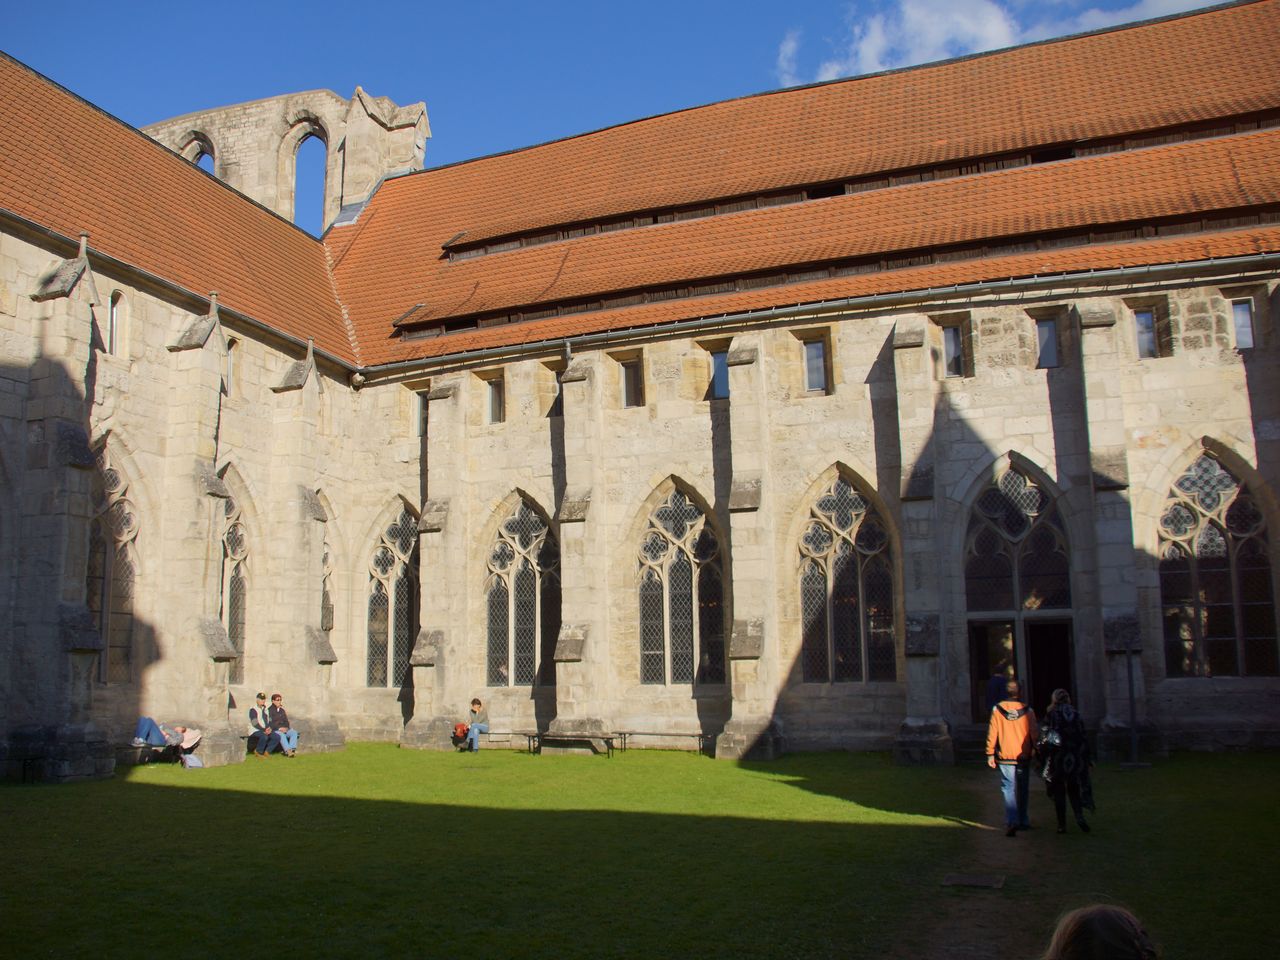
[366,504,419,687]
[87,445,139,684]
[964,466,1071,613]
[1158,454,1278,677]
[485,499,560,686]
[221,494,249,685]
[637,488,726,685]
[799,475,896,683]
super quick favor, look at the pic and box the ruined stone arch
[177,131,217,173]
[791,463,900,684]
[479,490,560,688]
[277,114,331,229]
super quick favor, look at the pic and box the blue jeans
[251,731,281,755]
[998,762,1031,827]
[466,723,489,752]
[278,729,298,753]
[134,717,168,746]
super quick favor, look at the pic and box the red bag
[453,722,469,740]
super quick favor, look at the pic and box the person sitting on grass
[1041,904,1160,959]
[464,698,489,753]
[248,691,281,759]
[267,692,298,757]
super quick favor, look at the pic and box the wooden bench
[459,730,539,753]
[534,732,618,758]
[616,731,714,755]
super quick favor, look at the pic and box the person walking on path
[986,678,1038,837]
[267,693,298,757]
[1039,688,1094,834]
[464,698,489,753]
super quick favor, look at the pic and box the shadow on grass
[1,751,974,960]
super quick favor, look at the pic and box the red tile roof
[4,2,1280,375]
[361,225,1280,361]
[329,0,1280,366]
[0,54,357,364]
[334,127,1280,365]
[334,1,1280,250]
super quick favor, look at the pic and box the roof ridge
[395,0,1267,182]
[323,243,364,367]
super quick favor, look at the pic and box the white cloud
[782,0,1210,84]
[776,28,803,87]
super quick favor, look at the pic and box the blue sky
[6,0,1212,234]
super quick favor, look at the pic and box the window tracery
[366,505,419,687]
[964,466,1071,613]
[1159,455,1277,677]
[637,489,726,685]
[220,494,248,685]
[87,445,138,684]
[485,499,560,686]
[799,476,896,683]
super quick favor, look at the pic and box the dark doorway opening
[1025,620,1073,716]
[968,620,1014,722]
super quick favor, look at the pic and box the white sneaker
[130,738,146,747]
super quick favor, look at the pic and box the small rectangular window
[709,350,730,400]
[804,339,828,392]
[1134,309,1158,358]
[1233,300,1255,350]
[622,359,645,408]
[943,326,965,378]
[488,377,505,423]
[1035,319,1060,369]
[416,391,430,437]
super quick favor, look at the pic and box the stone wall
[144,89,429,230]
[3,212,1279,778]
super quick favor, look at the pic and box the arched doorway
[964,463,1073,718]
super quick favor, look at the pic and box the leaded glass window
[367,505,420,687]
[637,489,726,685]
[485,499,560,686]
[1159,455,1278,677]
[799,476,896,683]
[221,494,249,685]
[964,467,1071,613]
[87,445,138,684]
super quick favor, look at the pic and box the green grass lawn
[1,746,1274,959]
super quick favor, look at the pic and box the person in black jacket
[1039,688,1094,834]
[268,693,298,757]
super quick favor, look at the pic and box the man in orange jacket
[986,678,1038,837]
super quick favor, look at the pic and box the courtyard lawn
[1,747,1274,959]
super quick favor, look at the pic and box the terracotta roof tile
[389,225,1280,361]
[0,54,356,365]
[328,1,1280,366]
[336,128,1280,364]
[335,1,1280,250]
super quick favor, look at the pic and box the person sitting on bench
[248,691,281,758]
[267,692,298,757]
[464,698,489,753]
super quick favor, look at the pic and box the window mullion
[826,555,836,683]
